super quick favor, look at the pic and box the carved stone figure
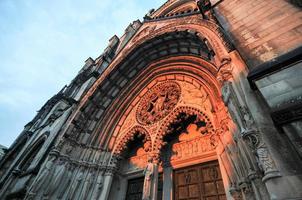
[144,8,155,20]
[43,158,67,198]
[217,58,233,84]
[79,171,95,200]
[221,82,231,104]
[27,154,57,196]
[242,131,281,181]
[150,91,167,114]
[56,164,73,199]
[91,173,104,200]
[142,158,154,200]
[68,167,85,199]
[240,106,255,130]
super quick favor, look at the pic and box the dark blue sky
[0,0,165,147]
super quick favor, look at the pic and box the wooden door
[174,161,226,200]
[125,174,163,200]
[126,177,144,200]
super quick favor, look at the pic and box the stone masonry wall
[216,0,302,69]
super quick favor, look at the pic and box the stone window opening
[18,137,46,174]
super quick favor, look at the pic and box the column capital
[217,57,233,85]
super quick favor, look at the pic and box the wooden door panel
[174,160,226,200]
[177,172,186,186]
[188,184,200,198]
[178,186,189,199]
[204,182,217,196]
[216,180,225,194]
[187,168,199,183]
[126,177,144,200]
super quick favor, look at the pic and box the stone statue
[149,91,167,114]
[142,158,154,200]
[79,171,95,200]
[44,160,68,198]
[68,168,85,199]
[28,154,57,196]
[91,173,104,200]
[56,164,72,199]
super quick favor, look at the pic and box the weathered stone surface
[0,1,301,200]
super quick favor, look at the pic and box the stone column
[99,166,116,200]
[151,163,159,200]
[217,54,273,199]
[218,51,302,199]
[162,166,173,200]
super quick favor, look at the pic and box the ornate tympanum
[137,82,181,125]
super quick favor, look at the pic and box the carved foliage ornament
[137,82,181,125]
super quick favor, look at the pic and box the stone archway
[112,126,152,157]
[36,13,274,200]
[107,67,233,199]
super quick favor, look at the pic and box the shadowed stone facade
[0,1,301,199]
[0,145,7,161]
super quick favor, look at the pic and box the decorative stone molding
[239,105,281,182]
[48,150,108,171]
[105,166,118,176]
[153,106,214,161]
[229,186,243,200]
[242,130,281,182]
[113,126,151,156]
[132,25,157,43]
[217,57,233,85]
[59,135,103,152]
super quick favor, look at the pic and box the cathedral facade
[0,0,302,199]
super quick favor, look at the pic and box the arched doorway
[32,14,272,200]
[107,62,231,199]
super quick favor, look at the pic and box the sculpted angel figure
[148,91,167,115]
[142,158,154,200]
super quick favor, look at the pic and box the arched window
[19,136,46,172]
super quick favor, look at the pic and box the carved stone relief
[167,124,215,164]
[242,130,281,181]
[179,82,212,113]
[137,81,181,125]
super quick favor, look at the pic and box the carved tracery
[137,81,181,125]
[113,126,151,156]
[153,106,215,157]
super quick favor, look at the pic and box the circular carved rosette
[137,82,181,125]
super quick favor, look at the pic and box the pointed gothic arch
[55,13,239,200]
[112,126,151,157]
[76,15,233,113]
[152,106,215,159]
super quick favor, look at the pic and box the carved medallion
[137,82,181,125]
